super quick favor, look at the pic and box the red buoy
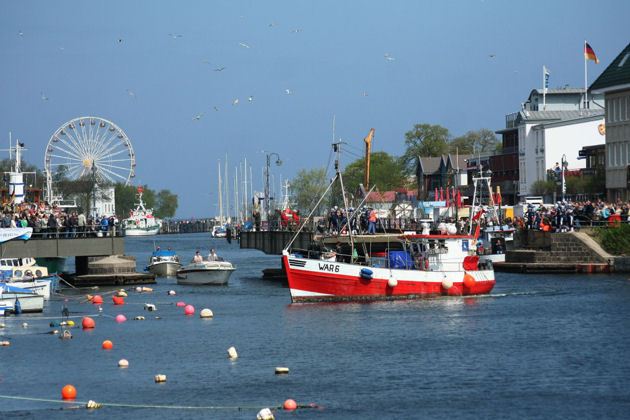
[175,302,186,307]
[184,305,195,315]
[102,340,113,350]
[61,384,76,400]
[82,317,95,329]
[92,295,103,305]
[112,296,125,305]
[283,399,297,410]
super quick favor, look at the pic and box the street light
[561,154,568,202]
[264,152,282,231]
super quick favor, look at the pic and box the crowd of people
[0,201,124,238]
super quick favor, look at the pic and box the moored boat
[146,249,181,277]
[123,186,162,236]
[0,284,45,313]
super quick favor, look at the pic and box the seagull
[214,67,225,72]
[291,29,301,33]
[126,89,136,99]
[248,96,253,103]
[284,89,292,95]
[232,98,239,106]
[362,91,368,97]
[40,92,48,101]
[239,42,250,48]
[18,30,23,37]
[117,39,123,44]
[386,56,396,62]
[58,46,65,51]
[268,22,278,27]
[168,33,183,39]
[192,113,203,120]
[213,106,220,112]
[489,54,495,58]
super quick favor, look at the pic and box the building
[91,184,116,217]
[498,87,605,199]
[590,42,630,201]
[416,154,472,200]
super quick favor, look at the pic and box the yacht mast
[217,160,223,224]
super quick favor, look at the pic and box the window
[617,98,622,121]
[609,144,613,167]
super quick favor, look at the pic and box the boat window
[6,260,12,266]
[35,270,43,277]
[13,259,19,266]
[14,270,22,277]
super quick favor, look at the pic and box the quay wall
[240,231,313,255]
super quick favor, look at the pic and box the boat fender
[15,299,22,314]
[360,268,373,280]
[441,278,453,290]
[154,374,167,383]
[227,346,238,359]
[387,278,398,288]
[463,273,476,288]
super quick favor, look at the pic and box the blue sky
[1,0,628,218]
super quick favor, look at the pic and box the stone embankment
[498,231,630,273]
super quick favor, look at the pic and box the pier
[239,231,313,255]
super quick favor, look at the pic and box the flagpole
[542,65,546,110]
[584,39,588,110]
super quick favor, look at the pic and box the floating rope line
[0,394,318,411]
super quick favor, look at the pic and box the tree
[449,129,502,155]
[115,183,139,217]
[289,168,329,215]
[530,180,556,196]
[155,189,178,218]
[399,124,450,175]
[342,152,405,193]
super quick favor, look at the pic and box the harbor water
[1,233,629,419]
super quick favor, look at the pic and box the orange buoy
[184,305,195,315]
[142,287,153,292]
[463,273,476,288]
[86,294,93,301]
[82,317,95,329]
[61,384,77,400]
[175,302,186,307]
[283,399,297,410]
[92,295,103,305]
[102,340,113,350]
[112,296,125,305]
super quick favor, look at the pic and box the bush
[597,224,630,255]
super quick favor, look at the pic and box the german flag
[584,42,599,63]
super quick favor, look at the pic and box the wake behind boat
[282,139,495,303]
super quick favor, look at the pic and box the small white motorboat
[146,249,181,277]
[0,284,45,313]
[176,256,235,285]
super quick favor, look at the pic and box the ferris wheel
[44,116,136,200]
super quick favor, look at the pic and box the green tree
[289,167,329,214]
[342,152,404,193]
[530,180,556,196]
[449,128,502,154]
[115,183,139,217]
[399,124,450,175]
[155,189,178,218]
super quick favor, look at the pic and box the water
[1,233,630,419]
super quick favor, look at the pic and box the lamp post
[561,154,567,202]
[264,152,282,231]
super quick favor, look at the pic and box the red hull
[284,255,495,303]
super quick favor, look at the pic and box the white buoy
[441,278,453,290]
[134,316,145,320]
[154,374,166,382]
[275,367,290,375]
[0,323,5,329]
[200,308,213,318]
[144,303,157,311]
[22,322,28,328]
[135,286,142,292]
[257,408,275,420]
[168,290,176,295]
[117,289,128,297]
[118,359,129,368]
[387,278,398,288]
[227,346,238,359]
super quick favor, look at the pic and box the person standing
[77,212,86,238]
[253,208,261,231]
[367,207,377,234]
[208,248,219,261]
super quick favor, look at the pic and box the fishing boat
[176,256,235,285]
[123,186,162,236]
[282,139,495,303]
[146,249,181,277]
[0,284,45,313]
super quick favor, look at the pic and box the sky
[1,0,628,218]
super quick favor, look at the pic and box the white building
[91,184,116,217]
[505,88,606,198]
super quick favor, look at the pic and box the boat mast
[224,154,229,223]
[217,160,223,225]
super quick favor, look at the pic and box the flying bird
[168,33,183,39]
[126,89,136,99]
[268,22,278,27]
[248,96,253,103]
[214,67,225,72]
[362,91,368,97]
[40,92,48,101]
[232,98,239,106]
[284,89,292,95]
[117,39,123,44]
[18,30,23,37]
[489,54,495,58]
[291,29,301,33]
[213,106,220,112]
[239,42,250,48]
[192,113,203,120]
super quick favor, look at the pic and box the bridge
[0,236,124,259]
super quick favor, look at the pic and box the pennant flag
[497,186,502,206]
[457,190,461,209]
[472,209,485,221]
[543,66,550,92]
[584,42,599,63]
[440,188,444,201]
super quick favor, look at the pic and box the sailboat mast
[218,160,223,224]
[224,154,229,222]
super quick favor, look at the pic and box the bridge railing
[13,224,126,240]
